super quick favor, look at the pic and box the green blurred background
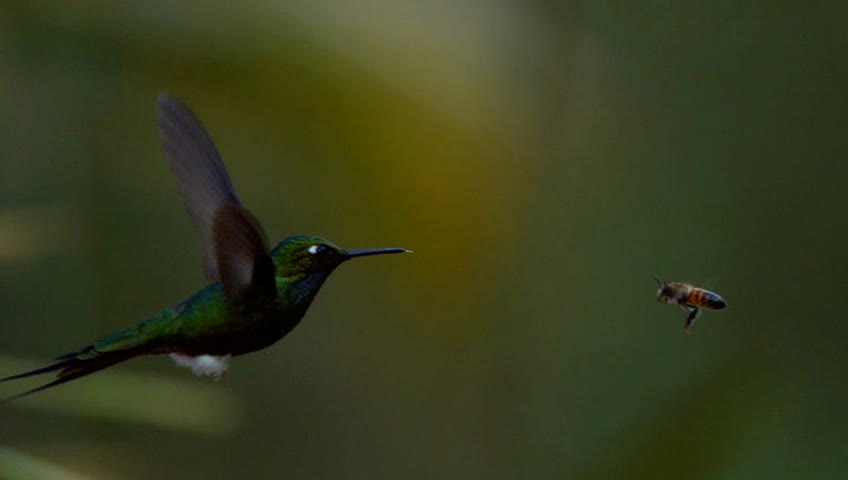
[2,1,847,478]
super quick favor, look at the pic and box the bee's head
[654,276,674,303]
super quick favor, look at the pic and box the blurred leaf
[0,446,98,480]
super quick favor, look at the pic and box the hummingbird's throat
[285,271,331,308]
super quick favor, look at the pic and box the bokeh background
[2,1,847,478]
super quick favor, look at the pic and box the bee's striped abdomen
[686,288,726,310]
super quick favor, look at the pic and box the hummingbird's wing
[212,206,276,301]
[157,92,258,282]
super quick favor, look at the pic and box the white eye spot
[308,245,319,254]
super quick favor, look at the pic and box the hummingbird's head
[271,235,409,277]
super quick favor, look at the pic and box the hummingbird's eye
[308,244,328,256]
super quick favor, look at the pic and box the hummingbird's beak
[345,248,411,259]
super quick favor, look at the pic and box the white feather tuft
[169,353,231,379]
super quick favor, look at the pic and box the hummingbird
[1,93,409,402]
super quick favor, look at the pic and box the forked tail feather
[1,346,137,403]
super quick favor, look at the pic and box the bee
[654,276,726,333]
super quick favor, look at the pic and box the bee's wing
[156,93,273,296]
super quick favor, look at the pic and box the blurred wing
[212,206,276,301]
[157,92,246,280]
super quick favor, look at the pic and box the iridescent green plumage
[1,94,408,402]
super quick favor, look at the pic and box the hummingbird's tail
[1,346,137,403]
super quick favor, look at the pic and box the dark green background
[2,2,846,478]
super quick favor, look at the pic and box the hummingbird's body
[1,94,408,401]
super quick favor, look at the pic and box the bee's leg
[684,306,700,334]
